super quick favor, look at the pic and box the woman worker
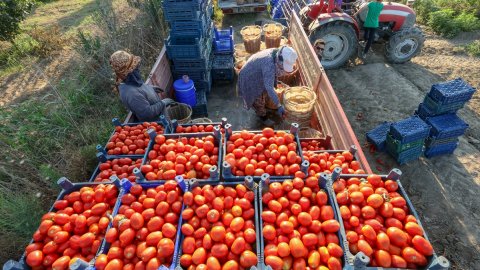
[110,50,174,121]
[237,45,298,125]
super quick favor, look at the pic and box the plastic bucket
[173,75,197,107]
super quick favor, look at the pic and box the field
[1,0,479,269]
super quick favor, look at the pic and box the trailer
[218,0,267,14]
[129,12,372,174]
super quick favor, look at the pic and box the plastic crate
[366,122,392,152]
[386,133,424,153]
[387,143,424,165]
[172,69,210,82]
[425,136,458,148]
[429,78,476,105]
[162,0,211,21]
[2,179,122,270]
[423,94,464,115]
[89,156,144,182]
[168,9,212,41]
[425,141,459,158]
[258,175,348,269]
[222,125,306,181]
[300,136,334,151]
[212,54,234,82]
[166,35,212,60]
[195,76,212,93]
[93,179,187,270]
[415,103,435,120]
[425,113,469,140]
[191,89,208,117]
[171,40,213,70]
[173,179,261,269]
[140,131,222,182]
[328,169,451,270]
[390,116,430,144]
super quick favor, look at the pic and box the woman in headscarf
[237,45,298,125]
[110,50,174,121]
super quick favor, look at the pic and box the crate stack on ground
[212,26,235,83]
[164,0,213,117]
[415,78,475,158]
[386,116,430,164]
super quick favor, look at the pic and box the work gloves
[277,105,286,118]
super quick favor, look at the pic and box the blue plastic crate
[194,76,212,93]
[425,141,458,158]
[93,180,187,270]
[425,136,459,148]
[425,113,469,139]
[192,89,208,117]
[214,26,233,40]
[174,180,261,269]
[166,36,211,59]
[213,26,234,55]
[390,116,430,144]
[329,172,451,269]
[365,121,391,152]
[2,179,122,270]
[423,94,464,115]
[162,0,211,21]
[415,103,436,120]
[387,143,424,165]
[259,175,348,270]
[429,78,476,104]
[172,69,210,82]
[212,54,234,82]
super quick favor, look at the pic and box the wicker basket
[241,25,262,53]
[280,36,288,46]
[234,44,251,62]
[283,86,316,127]
[278,63,299,85]
[190,117,213,124]
[263,23,285,48]
[234,59,246,75]
[266,81,288,109]
[165,103,192,124]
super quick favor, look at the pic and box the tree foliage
[0,0,36,42]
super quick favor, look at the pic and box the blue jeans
[364,27,377,53]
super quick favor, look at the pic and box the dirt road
[326,31,480,270]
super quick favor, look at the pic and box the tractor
[298,0,425,69]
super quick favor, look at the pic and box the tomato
[265,255,283,270]
[26,250,44,267]
[357,239,373,256]
[387,227,408,247]
[405,222,424,237]
[411,235,434,256]
[289,238,306,258]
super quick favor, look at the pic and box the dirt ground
[326,29,480,269]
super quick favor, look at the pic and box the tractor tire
[309,21,358,69]
[385,26,425,64]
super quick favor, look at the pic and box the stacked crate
[386,116,430,164]
[212,26,235,83]
[164,0,214,117]
[415,78,475,158]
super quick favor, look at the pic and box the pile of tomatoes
[105,122,164,156]
[303,151,365,175]
[333,175,434,268]
[175,124,216,134]
[24,184,119,269]
[300,140,329,151]
[262,178,343,270]
[96,180,183,270]
[179,184,258,269]
[141,135,219,181]
[224,128,302,177]
[94,158,142,182]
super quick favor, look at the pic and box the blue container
[390,116,430,144]
[173,77,197,107]
[425,113,469,139]
[425,141,459,158]
[429,78,476,105]
[366,121,392,152]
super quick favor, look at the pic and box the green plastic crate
[386,133,424,153]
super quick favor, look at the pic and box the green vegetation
[465,40,480,57]
[414,0,480,37]
[0,0,167,262]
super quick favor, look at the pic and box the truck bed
[218,0,267,13]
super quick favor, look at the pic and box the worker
[360,0,384,59]
[237,45,298,125]
[110,50,174,122]
[314,39,326,61]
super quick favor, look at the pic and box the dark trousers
[363,27,377,53]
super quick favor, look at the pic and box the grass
[0,0,165,263]
[465,40,480,57]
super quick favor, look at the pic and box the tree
[0,0,36,42]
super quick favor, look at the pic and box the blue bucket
[173,75,197,107]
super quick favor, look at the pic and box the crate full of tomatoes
[176,180,260,269]
[90,157,143,182]
[223,127,305,181]
[329,169,450,269]
[93,179,186,270]
[140,132,222,182]
[6,179,121,270]
[302,147,365,175]
[259,174,347,270]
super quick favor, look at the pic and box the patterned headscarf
[110,50,141,91]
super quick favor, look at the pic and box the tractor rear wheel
[309,21,358,69]
[385,26,425,64]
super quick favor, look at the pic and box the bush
[414,0,439,24]
[454,12,480,32]
[28,24,68,57]
[428,9,460,38]
[465,40,480,57]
